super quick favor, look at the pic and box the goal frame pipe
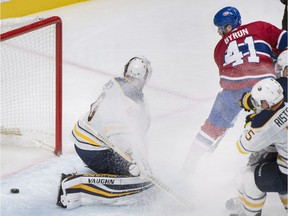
[0,16,63,155]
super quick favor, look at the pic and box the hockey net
[0,16,62,155]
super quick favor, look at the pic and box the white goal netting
[0,17,62,155]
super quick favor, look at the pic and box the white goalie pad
[59,173,155,209]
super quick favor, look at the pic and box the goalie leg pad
[59,173,155,209]
[74,145,131,175]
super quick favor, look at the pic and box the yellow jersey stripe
[281,198,288,205]
[73,124,101,147]
[236,141,248,154]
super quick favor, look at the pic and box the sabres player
[226,78,287,216]
[57,56,155,209]
[182,6,288,172]
[239,49,287,118]
[275,50,288,100]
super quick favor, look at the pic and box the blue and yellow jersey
[72,78,150,154]
[237,102,288,174]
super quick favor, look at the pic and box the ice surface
[1,0,286,215]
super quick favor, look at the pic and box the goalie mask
[275,50,288,77]
[251,78,284,109]
[124,56,152,89]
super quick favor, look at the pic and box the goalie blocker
[56,173,155,209]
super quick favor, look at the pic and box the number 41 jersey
[214,21,287,90]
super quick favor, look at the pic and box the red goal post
[0,16,62,155]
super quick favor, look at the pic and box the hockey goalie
[57,56,156,209]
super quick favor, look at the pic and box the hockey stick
[83,121,193,210]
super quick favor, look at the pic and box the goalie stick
[83,121,193,210]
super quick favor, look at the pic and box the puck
[10,188,19,194]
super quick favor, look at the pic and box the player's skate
[226,197,244,216]
[226,197,262,216]
[226,197,241,211]
[229,213,261,216]
[229,212,245,216]
[56,173,72,208]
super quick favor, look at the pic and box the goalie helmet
[275,50,288,77]
[213,6,242,30]
[251,78,284,109]
[124,56,152,87]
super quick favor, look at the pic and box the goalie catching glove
[239,92,256,112]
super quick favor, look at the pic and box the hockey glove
[239,92,256,112]
[244,113,256,128]
[247,149,277,166]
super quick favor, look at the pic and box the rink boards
[1,0,88,19]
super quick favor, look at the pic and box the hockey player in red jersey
[239,49,287,110]
[182,6,287,173]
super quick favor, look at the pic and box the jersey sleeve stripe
[235,40,272,60]
[220,74,275,81]
[277,31,288,50]
[73,122,102,147]
[236,140,250,154]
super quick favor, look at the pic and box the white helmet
[251,78,284,109]
[124,56,152,85]
[275,50,288,77]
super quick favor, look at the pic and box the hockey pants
[238,161,287,215]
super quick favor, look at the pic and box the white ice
[1,0,286,215]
